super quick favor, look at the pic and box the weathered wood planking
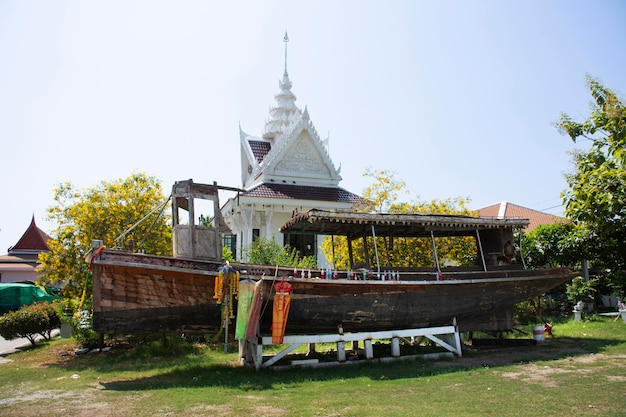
[92,251,224,333]
[252,268,574,334]
[91,249,575,335]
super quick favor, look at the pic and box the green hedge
[0,302,61,346]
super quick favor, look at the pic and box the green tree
[557,75,626,287]
[566,276,597,304]
[38,173,172,298]
[361,167,407,213]
[521,222,582,269]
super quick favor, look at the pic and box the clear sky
[1,0,625,253]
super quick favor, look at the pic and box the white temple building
[221,34,365,265]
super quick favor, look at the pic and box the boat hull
[91,250,575,335]
[252,268,575,334]
[92,251,224,333]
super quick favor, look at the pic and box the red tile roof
[8,216,50,253]
[248,140,271,163]
[477,201,565,232]
[244,183,366,204]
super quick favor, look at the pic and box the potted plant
[53,298,77,338]
[566,276,597,315]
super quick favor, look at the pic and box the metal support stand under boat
[242,319,463,370]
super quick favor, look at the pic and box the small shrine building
[222,34,365,265]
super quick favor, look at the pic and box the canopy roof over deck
[279,209,530,239]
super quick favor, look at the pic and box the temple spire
[263,32,301,140]
[283,31,289,74]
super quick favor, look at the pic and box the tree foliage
[557,75,626,282]
[323,169,476,270]
[566,276,597,304]
[38,173,172,298]
[361,167,407,213]
[521,222,582,269]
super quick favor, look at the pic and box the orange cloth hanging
[271,280,293,344]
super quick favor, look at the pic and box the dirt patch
[489,351,626,388]
[499,364,576,387]
[234,395,288,416]
[188,404,233,417]
[187,402,287,417]
[0,384,140,417]
[0,388,77,407]
[439,338,590,369]
[250,405,289,416]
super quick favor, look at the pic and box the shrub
[244,237,316,268]
[566,276,597,303]
[0,302,61,346]
[222,245,235,262]
[52,297,80,319]
[72,308,100,349]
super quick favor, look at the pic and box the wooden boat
[91,249,293,334]
[90,181,576,336]
[247,267,574,335]
[91,179,297,334]
[92,179,251,334]
[92,250,224,333]
[246,209,576,335]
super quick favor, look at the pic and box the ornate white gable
[261,108,341,187]
[276,133,325,175]
[239,58,341,189]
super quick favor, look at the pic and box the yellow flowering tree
[360,167,408,213]
[322,169,476,270]
[38,173,172,298]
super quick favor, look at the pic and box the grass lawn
[1,317,625,416]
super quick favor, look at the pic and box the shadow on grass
[96,334,625,392]
[4,339,54,356]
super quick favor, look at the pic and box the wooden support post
[308,343,316,354]
[364,339,373,359]
[243,338,263,371]
[254,341,263,371]
[348,236,354,271]
[337,341,346,362]
[440,333,455,351]
[352,340,359,351]
[238,339,245,358]
[362,236,370,270]
[391,337,400,357]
